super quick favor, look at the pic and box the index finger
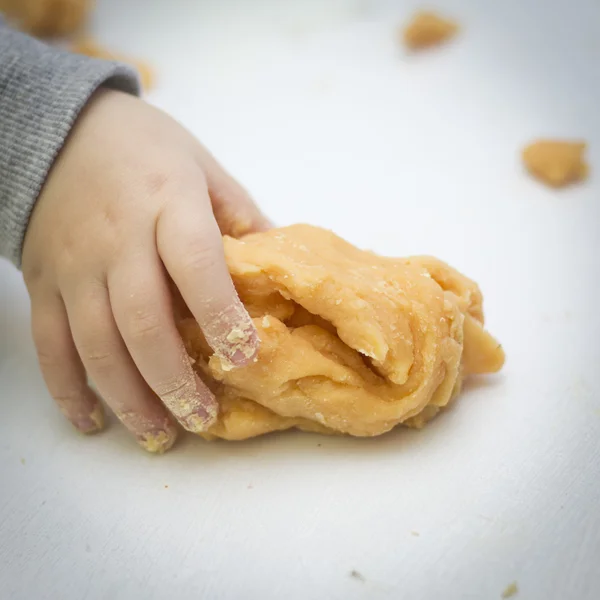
[157,182,259,370]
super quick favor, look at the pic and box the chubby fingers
[157,175,259,370]
[31,293,104,434]
[108,253,218,433]
[64,282,178,453]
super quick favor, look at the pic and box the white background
[1,0,600,598]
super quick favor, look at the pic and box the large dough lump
[178,225,504,441]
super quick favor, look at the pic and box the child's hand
[21,89,270,452]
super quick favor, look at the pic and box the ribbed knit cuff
[0,24,140,267]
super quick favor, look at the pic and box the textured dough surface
[402,11,459,50]
[178,225,504,441]
[522,140,588,187]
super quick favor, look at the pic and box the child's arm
[0,20,139,266]
[0,23,269,452]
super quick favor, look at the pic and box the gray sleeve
[0,21,141,268]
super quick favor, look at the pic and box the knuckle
[35,344,60,371]
[144,169,174,198]
[143,163,199,206]
[33,327,62,371]
[155,373,194,402]
[23,262,44,288]
[77,337,117,374]
[52,389,87,411]
[181,242,219,275]
[84,349,116,373]
[55,230,82,272]
[125,307,163,343]
[55,248,93,287]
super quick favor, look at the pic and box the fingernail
[185,407,217,434]
[74,403,105,434]
[204,301,259,370]
[116,410,178,453]
[159,372,218,434]
[181,382,218,433]
[138,427,178,454]
[224,322,259,367]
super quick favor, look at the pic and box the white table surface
[1,0,600,598]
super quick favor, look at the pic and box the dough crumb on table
[501,581,519,598]
[402,11,459,50]
[522,139,588,188]
[177,225,505,441]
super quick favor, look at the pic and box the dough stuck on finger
[58,389,105,434]
[175,224,505,442]
[401,11,459,50]
[522,139,588,188]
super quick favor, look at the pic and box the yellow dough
[522,139,588,188]
[0,0,92,37]
[177,225,504,441]
[401,11,459,50]
[0,1,155,89]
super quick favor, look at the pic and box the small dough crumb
[70,38,155,90]
[522,140,588,188]
[501,582,518,598]
[402,11,459,50]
